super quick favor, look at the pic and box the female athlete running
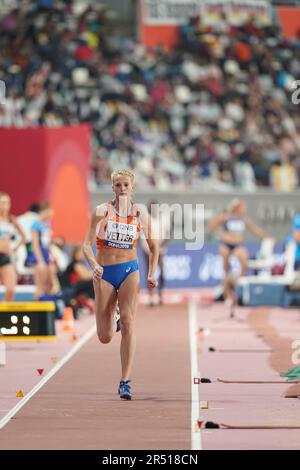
[209,198,271,300]
[25,202,58,299]
[83,169,159,400]
[0,192,25,301]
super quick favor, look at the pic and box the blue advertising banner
[138,242,285,288]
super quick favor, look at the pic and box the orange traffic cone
[62,307,75,333]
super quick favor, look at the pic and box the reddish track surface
[0,304,191,450]
[0,313,95,422]
[198,303,300,450]
[0,294,300,450]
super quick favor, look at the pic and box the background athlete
[0,192,25,301]
[25,202,59,299]
[209,198,271,300]
[83,169,159,400]
[140,200,170,307]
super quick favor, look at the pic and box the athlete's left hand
[147,276,158,289]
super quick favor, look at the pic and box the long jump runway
[0,305,192,450]
[1,297,300,450]
[197,302,300,450]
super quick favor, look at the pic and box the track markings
[189,299,202,450]
[0,324,96,430]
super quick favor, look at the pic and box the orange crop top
[96,201,141,250]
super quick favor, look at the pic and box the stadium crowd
[0,0,300,191]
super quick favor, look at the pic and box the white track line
[0,324,96,430]
[189,299,202,451]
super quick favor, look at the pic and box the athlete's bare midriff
[221,232,243,245]
[96,247,138,266]
[0,239,11,254]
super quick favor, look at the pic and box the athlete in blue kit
[209,198,271,277]
[209,198,271,301]
[25,202,56,298]
[83,169,159,400]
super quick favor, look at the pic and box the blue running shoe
[118,380,132,400]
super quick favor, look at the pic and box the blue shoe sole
[118,388,132,400]
[120,394,132,400]
[118,380,132,400]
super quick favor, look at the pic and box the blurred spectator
[0,2,299,191]
[269,159,298,191]
[50,236,70,273]
[60,244,94,314]
[234,153,256,192]
[61,244,93,297]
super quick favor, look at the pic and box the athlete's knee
[97,329,113,344]
[120,316,134,335]
[237,253,248,266]
[222,252,230,263]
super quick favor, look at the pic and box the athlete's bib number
[104,221,137,249]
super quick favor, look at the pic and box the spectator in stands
[0,2,299,190]
[50,236,70,274]
[234,152,256,192]
[60,244,94,314]
[269,159,298,192]
[63,245,93,296]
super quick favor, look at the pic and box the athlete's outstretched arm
[244,216,272,239]
[208,212,227,232]
[82,205,105,281]
[139,207,159,288]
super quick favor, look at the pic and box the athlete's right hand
[93,264,104,282]
[147,276,158,289]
